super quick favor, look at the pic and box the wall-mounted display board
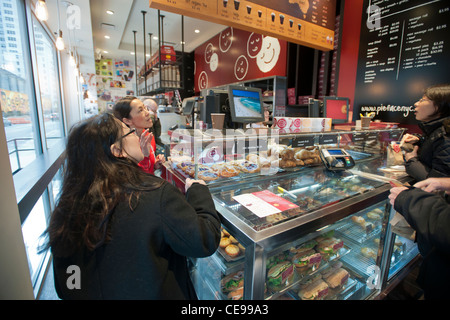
[194,27,287,92]
[353,0,450,124]
[149,0,336,51]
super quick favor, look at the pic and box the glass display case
[166,127,405,187]
[163,127,419,300]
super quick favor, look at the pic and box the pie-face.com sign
[194,27,287,91]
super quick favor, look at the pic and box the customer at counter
[401,84,450,181]
[389,177,450,299]
[45,112,221,299]
[113,96,165,174]
[143,98,162,145]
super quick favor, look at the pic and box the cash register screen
[327,149,344,155]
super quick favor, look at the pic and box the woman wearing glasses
[113,96,165,175]
[46,113,221,299]
[401,84,450,181]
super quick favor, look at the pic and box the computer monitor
[182,97,196,116]
[227,85,265,124]
[323,96,350,124]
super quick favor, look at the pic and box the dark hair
[112,95,137,120]
[45,112,163,257]
[424,84,450,118]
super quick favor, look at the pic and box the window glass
[0,0,39,173]
[32,16,65,150]
[21,194,48,286]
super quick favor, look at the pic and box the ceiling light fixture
[195,29,200,33]
[35,0,48,21]
[106,10,114,15]
[56,30,65,51]
[104,35,110,39]
[69,51,76,66]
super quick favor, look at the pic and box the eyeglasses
[418,97,432,103]
[119,128,136,140]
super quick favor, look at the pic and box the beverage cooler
[163,126,419,300]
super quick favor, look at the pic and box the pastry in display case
[166,127,405,185]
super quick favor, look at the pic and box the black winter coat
[405,116,450,181]
[52,180,221,300]
[394,188,450,299]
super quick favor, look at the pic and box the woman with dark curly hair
[45,112,220,299]
[401,84,450,181]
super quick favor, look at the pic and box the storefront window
[32,16,65,150]
[0,0,40,173]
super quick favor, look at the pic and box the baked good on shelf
[266,261,295,291]
[221,270,244,294]
[237,160,260,173]
[220,237,231,248]
[361,247,377,259]
[228,287,243,300]
[218,164,240,178]
[224,244,240,258]
[366,208,383,220]
[323,267,349,288]
[298,278,329,300]
[291,249,322,273]
[198,170,219,181]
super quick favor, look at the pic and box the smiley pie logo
[219,28,233,53]
[198,71,208,90]
[234,55,249,80]
[256,36,281,73]
[247,33,263,58]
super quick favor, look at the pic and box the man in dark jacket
[389,177,450,299]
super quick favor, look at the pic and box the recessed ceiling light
[104,35,110,39]
[103,50,108,54]
[153,36,158,40]
[106,10,114,15]
[195,29,200,33]
[130,52,135,55]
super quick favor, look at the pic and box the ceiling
[43,0,228,74]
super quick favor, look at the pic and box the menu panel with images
[149,0,336,51]
[353,0,450,124]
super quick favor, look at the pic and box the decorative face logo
[204,43,214,64]
[234,55,249,80]
[256,36,281,73]
[209,53,219,72]
[247,33,263,58]
[219,28,233,52]
[198,71,208,90]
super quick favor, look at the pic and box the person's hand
[154,154,166,169]
[414,177,450,194]
[185,178,206,192]
[404,145,419,161]
[388,186,408,206]
[139,130,153,157]
[401,133,420,145]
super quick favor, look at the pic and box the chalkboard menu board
[353,0,450,124]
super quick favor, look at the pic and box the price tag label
[292,136,314,148]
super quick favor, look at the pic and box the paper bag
[387,142,404,166]
[390,212,416,240]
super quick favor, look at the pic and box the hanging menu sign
[353,0,450,124]
[149,0,336,51]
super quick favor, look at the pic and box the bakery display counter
[164,127,419,300]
